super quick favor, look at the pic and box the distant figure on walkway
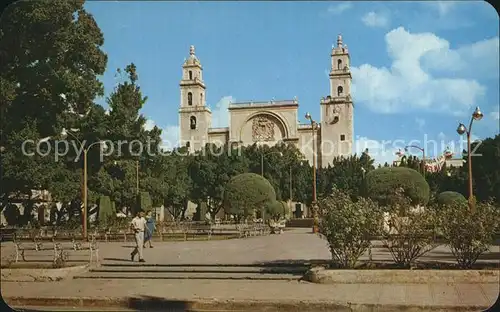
[130,210,146,262]
[143,210,155,248]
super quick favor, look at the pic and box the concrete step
[100,261,315,267]
[74,271,301,281]
[90,265,307,274]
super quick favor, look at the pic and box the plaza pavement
[1,228,499,311]
[2,228,497,265]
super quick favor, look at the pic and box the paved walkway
[2,279,498,310]
[3,228,498,265]
[2,228,499,311]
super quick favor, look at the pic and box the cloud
[354,136,400,166]
[361,12,389,28]
[421,37,499,79]
[327,2,352,15]
[351,27,487,115]
[437,132,446,140]
[423,1,458,17]
[143,119,156,131]
[491,111,500,121]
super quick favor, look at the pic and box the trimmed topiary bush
[265,200,288,221]
[437,191,467,206]
[98,195,113,225]
[223,173,276,220]
[365,167,430,206]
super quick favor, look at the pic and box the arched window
[337,59,342,70]
[186,141,190,148]
[188,92,193,106]
[190,116,197,129]
[189,71,193,80]
[200,93,203,105]
[337,86,343,96]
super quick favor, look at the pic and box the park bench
[0,228,16,242]
[13,232,99,264]
[236,224,252,238]
[104,227,127,242]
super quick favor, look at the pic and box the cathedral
[179,35,354,168]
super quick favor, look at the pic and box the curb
[4,296,491,312]
[1,265,89,282]
[304,268,500,284]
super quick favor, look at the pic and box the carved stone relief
[252,116,275,142]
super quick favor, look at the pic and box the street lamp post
[456,106,483,212]
[260,150,283,177]
[305,112,318,234]
[404,145,426,177]
[62,128,108,240]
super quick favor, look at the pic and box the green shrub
[265,200,288,221]
[365,167,430,206]
[98,195,113,225]
[318,187,383,268]
[223,173,276,219]
[382,195,439,267]
[111,201,116,215]
[438,200,499,268]
[437,191,467,206]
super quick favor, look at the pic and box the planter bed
[303,262,499,284]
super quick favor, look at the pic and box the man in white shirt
[130,210,147,262]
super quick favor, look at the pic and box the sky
[84,1,499,165]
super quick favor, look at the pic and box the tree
[223,173,276,220]
[98,195,113,225]
[190,144,249,219]
[90,63,163,213]
[468,135,500,205]
[365,167,430,206]
[243,143,311,204]
[317,152,375,200]
[163,147,192,220]
[1,0,107,223]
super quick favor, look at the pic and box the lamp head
[456,123,467,135]
[60,128,68,138]
[472,106,483,121]
[305,112,311,120]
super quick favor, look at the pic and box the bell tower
[320,34,354,166]
[179,45,211,153]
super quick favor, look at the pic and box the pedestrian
[143,210,155,248]
[130,210,146,262]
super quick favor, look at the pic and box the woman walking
[143,210,155,248]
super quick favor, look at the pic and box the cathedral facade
[179,35,354,167]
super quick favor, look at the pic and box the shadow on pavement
[127,296,191,311]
